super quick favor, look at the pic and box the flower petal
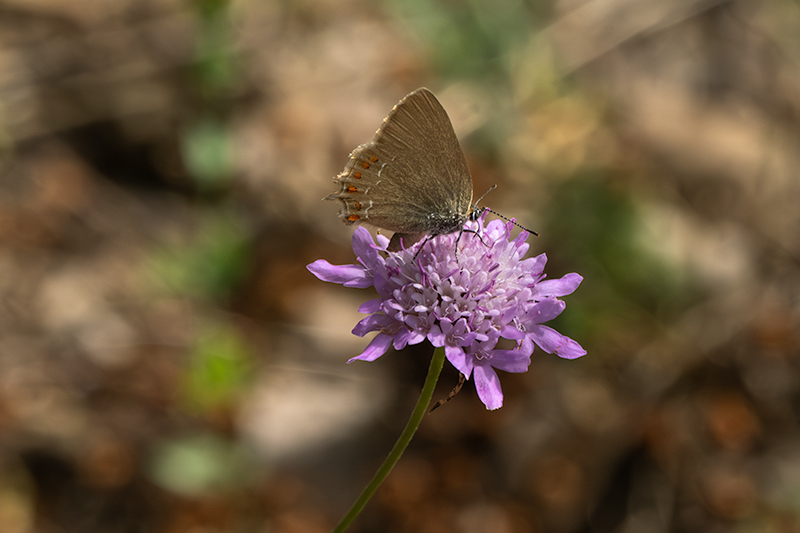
[358,298,383,314]
[393,329,411,350]
[352,227,380,266]
[428,324,446,347]
[500,325,525,340]
[376,233,391,250]
[473,363,503,410]
[307,260,371,288]
[534,273,583,299]
[445,345,473,377]
[347,333,393,363]
[529,325,587,359]
[525,298,566,325]
[518,337,534,357]
[489,350,531,373]
[372,270,393,298]
[352,314,392,337]
[405,329,427,345]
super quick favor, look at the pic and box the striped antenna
[485,209,538,236]
[472,185,539,236]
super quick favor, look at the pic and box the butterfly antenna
[473,185,538,236]
[474,184,497,207]
[485,209,539,236]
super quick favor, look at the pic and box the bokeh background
[1,0,800,531]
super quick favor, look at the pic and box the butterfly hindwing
[326,88,474,243]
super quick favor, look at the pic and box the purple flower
[307,215,586,410]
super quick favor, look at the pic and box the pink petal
[519,337,534,356]
[500,325,525,340]
[526,298,566,324]
[530,325,587,359]
[445,345,473,377]
[352,314,391,337]
[473,363,503,410]
[376,233,390,250]
[489,350,531,373]
[307,260,371,288]
[524,253,547,277]
[352,227,377,263]
[533,273,583,299]
[373,270,392,297]
[428,325,446,347]
[405,329,427,345]
[358,298,383,314]
[392,329,411,350]
[347,333,393,363]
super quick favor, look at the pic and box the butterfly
[325,88,484,252]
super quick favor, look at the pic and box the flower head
[307,214,585,410]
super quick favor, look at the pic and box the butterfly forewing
[326,88,474,242]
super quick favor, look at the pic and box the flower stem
[331,346,446,533]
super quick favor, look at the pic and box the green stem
[331,346,446,533]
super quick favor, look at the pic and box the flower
[307,214,586,410]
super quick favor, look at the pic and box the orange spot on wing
[348,185,357,193]
[370,156,378,162]
[354,201,361,210]
[362,162,370,169]
[348,214,360,222]
[354,172,362,179]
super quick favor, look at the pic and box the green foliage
[544,174,704,343]
[181,117,234,190]
[181,324,254,411]
[184,0,237,188]
[385,0,541,82]
[148,433,257,496]
[148,214,250,301]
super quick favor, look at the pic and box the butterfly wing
[326,88,474,246]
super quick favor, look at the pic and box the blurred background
[1,0,799,531]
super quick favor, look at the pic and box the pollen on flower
[306,213,586,410]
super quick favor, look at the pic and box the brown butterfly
[325,88,485,252]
